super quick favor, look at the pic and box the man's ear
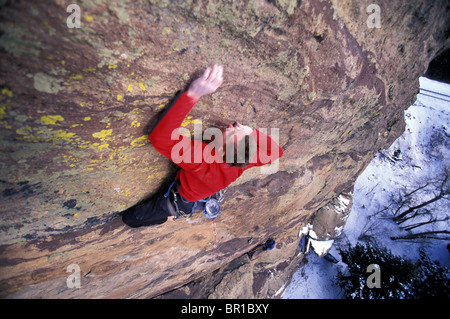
[204,127,224,156]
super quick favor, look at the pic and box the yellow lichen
[42,21,53,31]
[130,135,148,148]
[92,129,113,141]
[131,120,140,128]
[139,82,147,91]
[16,126,32,136]
[181,116,202,127]
[69,74,83,81]
[1,88,13,97]
[97,144,109,150]
[54,130,75,140]
[41,115,64,125]
[0,105,6,120]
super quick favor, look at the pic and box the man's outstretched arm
[149,65,223,161]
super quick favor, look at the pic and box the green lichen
[147,0,170,8]
[297,66,310,87]
[170,39,188,53]
[81,0,106,9]
[71,26,118,68]
[110,0,130,25]
[353,88,381,112]
[275,0,298,15]
[261,50,310,101]
[0,23,42,58]
[307,91,317,101]
[143,76,159,91]
[33,72,63,94]
[277,86,298,101]
[206,0,241,30]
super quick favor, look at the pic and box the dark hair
[225,134,256,168]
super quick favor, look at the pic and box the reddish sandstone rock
[0,0,448,298]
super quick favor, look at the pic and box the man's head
[218,122,256,168]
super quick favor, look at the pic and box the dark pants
[121,181,195,228]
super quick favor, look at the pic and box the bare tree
[391,230,450,241]
[389,169,450,241]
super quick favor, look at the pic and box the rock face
[0,0,448,298]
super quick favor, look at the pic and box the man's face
[218,122,252,148]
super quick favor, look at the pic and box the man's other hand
[186,64,223,100]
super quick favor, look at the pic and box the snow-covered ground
[283,77,450,299]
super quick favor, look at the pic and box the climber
[121,64,284,227]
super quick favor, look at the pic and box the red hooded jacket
[149,92,284,202]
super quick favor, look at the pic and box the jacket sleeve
[148,91,202,169]
[246,128,284,168]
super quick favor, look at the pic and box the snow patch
[284,77,450,299]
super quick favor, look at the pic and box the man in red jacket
[122,65,283,227]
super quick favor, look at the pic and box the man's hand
[234,122,253,135]
[186,64,223,100]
